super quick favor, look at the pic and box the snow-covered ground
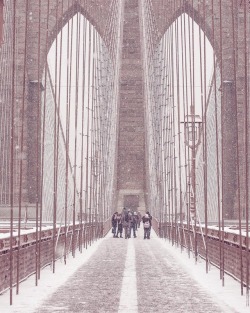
[157,236,250,313]
[0,230,249,313]
[0,225,53,239]
[0,238,105,313]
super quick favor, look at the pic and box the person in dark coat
[122,208,129,239]
[132,211,139,230]
[115,213,123,238]
[111,212,118,237]
[142,213,151,239]
[137,211,142,228]
[122,209,132,239]
[129,212,137,238]
[146,211,152,222]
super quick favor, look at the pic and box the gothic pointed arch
[159,1,220,62]
[26,0,112,82]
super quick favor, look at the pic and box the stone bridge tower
[116,0,146,213]
[0,0,249,220]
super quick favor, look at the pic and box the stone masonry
[117,0,146,212]
[0,0,249,219]
[0,0,3,44]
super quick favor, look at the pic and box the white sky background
[44,12,117,219]
[46,13,96,191]
[171,13,215,120]
[154,14,217,219]
[167,13,215,151]
[42,13,105,217]
[0,231,248,313]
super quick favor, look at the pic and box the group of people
[111,208,152,240]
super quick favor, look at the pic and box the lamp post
[182,105,202,221]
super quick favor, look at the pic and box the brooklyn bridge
[0,0,249,312]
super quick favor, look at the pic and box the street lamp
[183,106,202,149]
[182,105,202,221]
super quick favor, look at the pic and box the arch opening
[41,13,118,223]
[144,12,222,225]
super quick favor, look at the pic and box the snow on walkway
[0,227,249,313]
[157,235,249,313]
[0,239,105,313]
[118,239,138,313]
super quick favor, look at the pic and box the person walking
[146,211,152,221]
[122,208,129,239]
[146,211,152,238]
[111,212,118,237]
[142,213,151,239]
[126,209,133,238]
[129,212,137,238]
[133,211,139,231]
[115,213,123,238]
[137,211,142,228]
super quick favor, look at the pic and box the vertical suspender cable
[204,0,210,270]
[55,0,64,258]
[72,10,78,256]
[85,22,92,240]
[231,0,244,295]
[162,19,168,239]
[212,0,222,285]
[10,0,16,305]
[175,1,183,249]
[96,30,102,236]
[190,0,198,262]
[66,8,75,255]
[180,1,187,250]
[64,0,72,264]
[52,0,59,274]
[172,13,178,246]
[79,16,87,253]
[219,0,225,286]
[169,19,174,243]
[89,26,96,244]
[180,5,190,254]
[197,0,207,270]
[56,0,64,251]
[186,10,193,256]
[72,11,81,257]
[40,0,51,278]
[243,0,249,303]
[172,1,178,247]
[165,0,172,242]
[35,0,42,287]
[162,32,168,234]
[91,32,97,239]
[91,29,97,242]
[198,0,204,248]
[202,0,208,273]
[16,0,29,295]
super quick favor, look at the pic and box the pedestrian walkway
[0,225,246,313]
[29,228,239,313]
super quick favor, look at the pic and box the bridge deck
[1,228,247,313]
